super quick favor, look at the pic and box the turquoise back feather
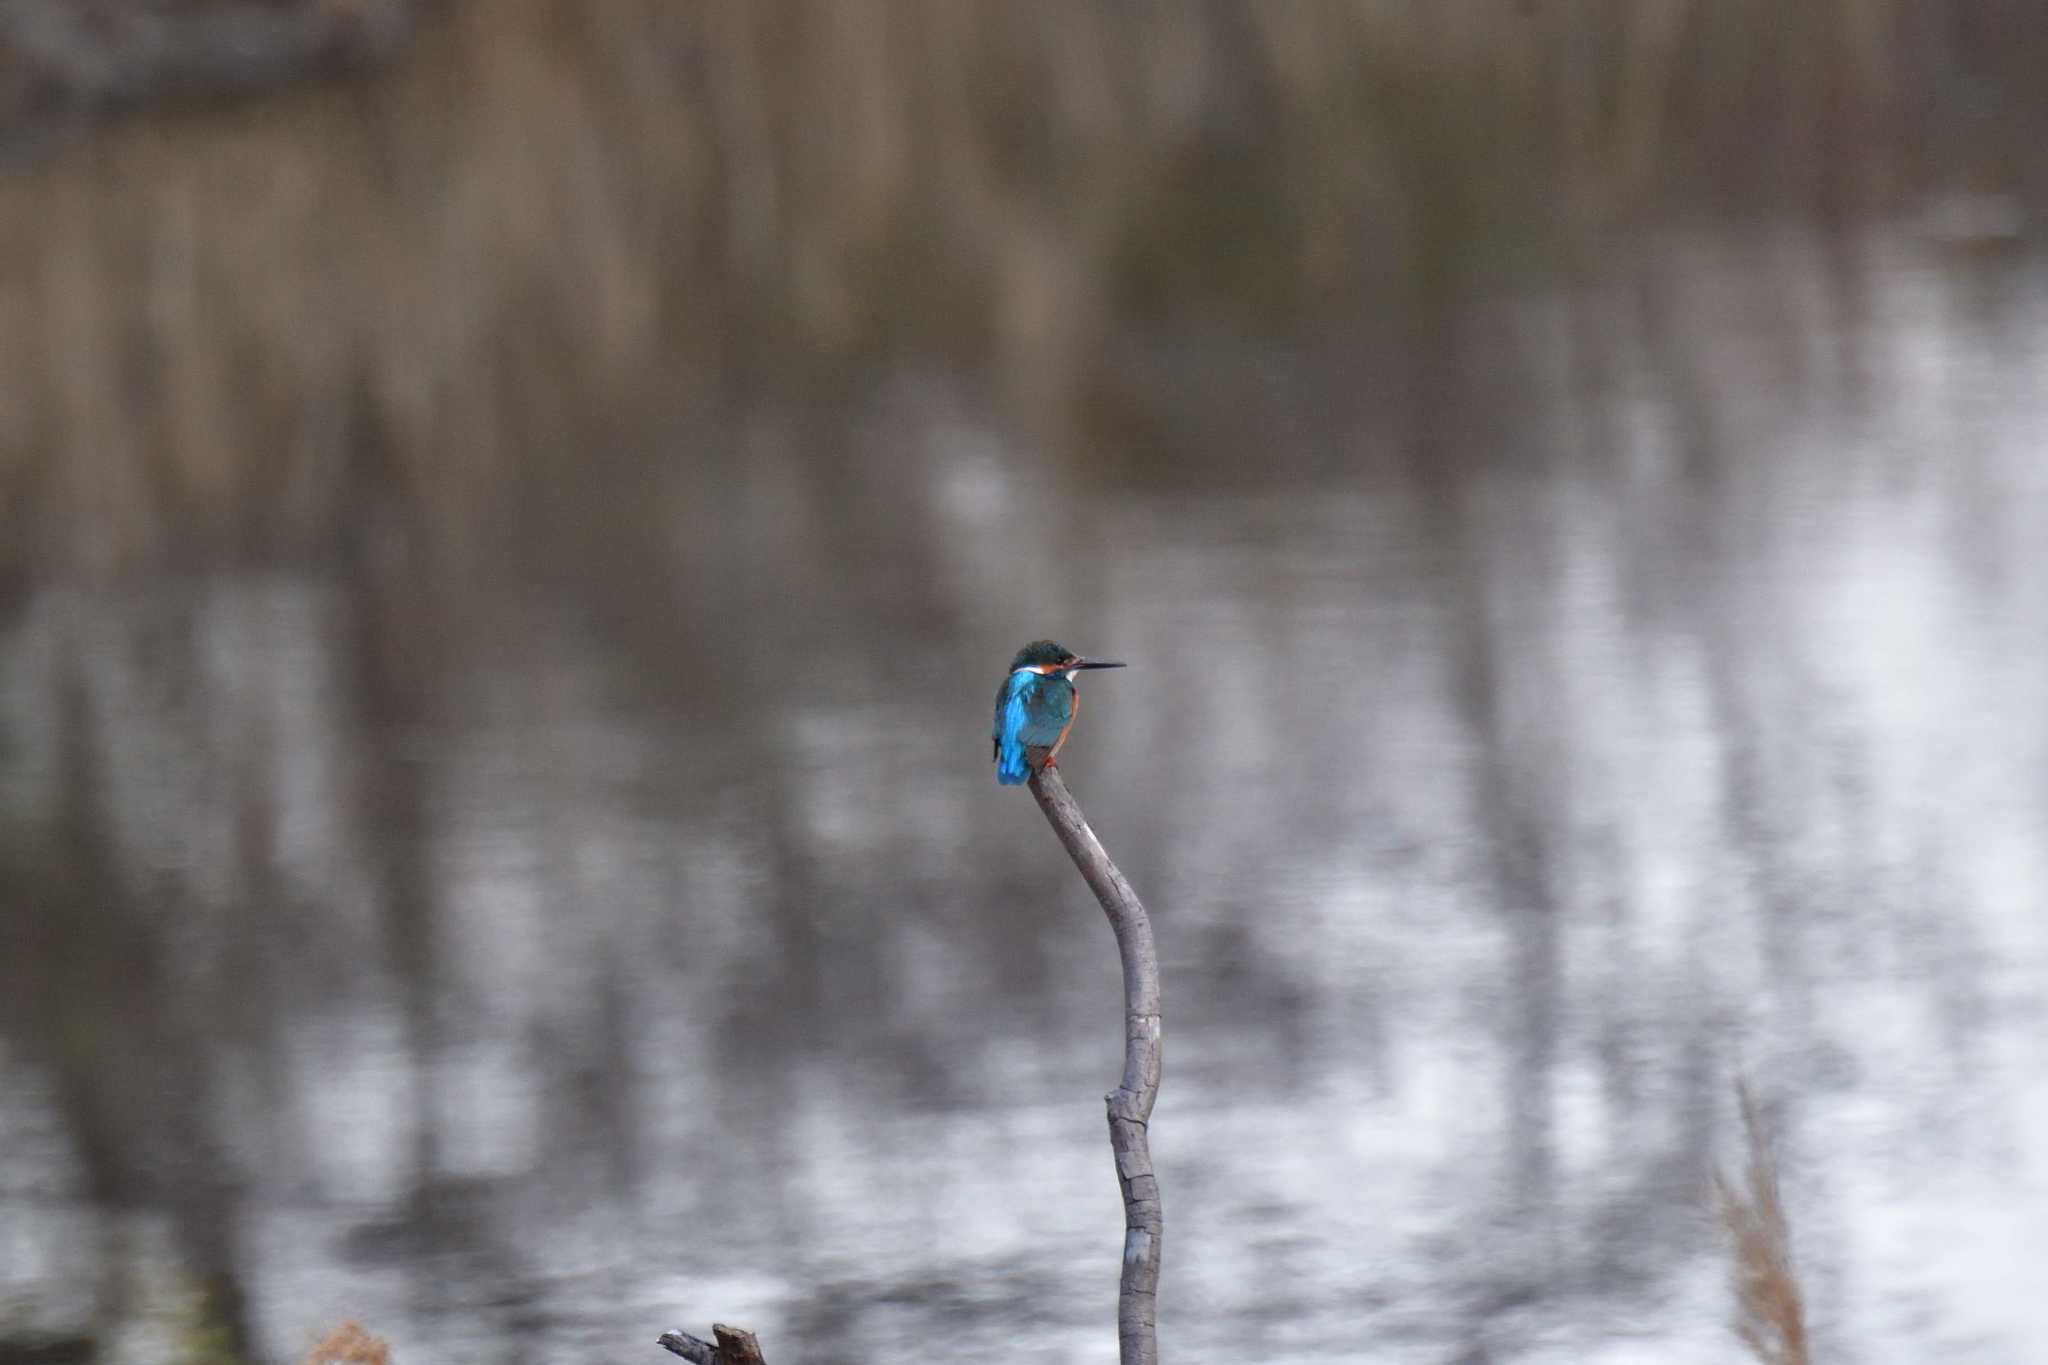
[992,670,1075,784]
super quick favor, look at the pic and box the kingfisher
[992,640,1125,785]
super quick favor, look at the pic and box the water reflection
[5,232,2048,1365]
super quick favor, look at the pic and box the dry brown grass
[304,1320,391,1365]
[1716,1083,1810,1365]
[0,0,2035,578]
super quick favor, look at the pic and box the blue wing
[992,673,1073,785]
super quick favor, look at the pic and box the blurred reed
[0,0,2039,579]
[1717,1084,1810,1365]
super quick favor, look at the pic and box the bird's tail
[996,740,1032,785]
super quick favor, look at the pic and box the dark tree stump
[657,1324,768,1365]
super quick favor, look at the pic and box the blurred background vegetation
[2,0,2041,580]
[4,4,2048,1364]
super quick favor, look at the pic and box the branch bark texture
[1029,766,1163,1365]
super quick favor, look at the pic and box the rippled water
[4,228,2048,1364]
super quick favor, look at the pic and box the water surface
[4,227,2048,1364]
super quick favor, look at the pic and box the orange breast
[1050,690,1079,758]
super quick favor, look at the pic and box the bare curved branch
[1030,766,1163,1365]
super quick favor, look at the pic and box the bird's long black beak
[1074,658,1126,670]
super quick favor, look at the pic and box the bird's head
[1009,639,1126,678]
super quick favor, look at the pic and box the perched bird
[992,639,1125,785]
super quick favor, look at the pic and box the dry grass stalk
[1715,1083,1809,1365]
[304,1321,391,1365]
